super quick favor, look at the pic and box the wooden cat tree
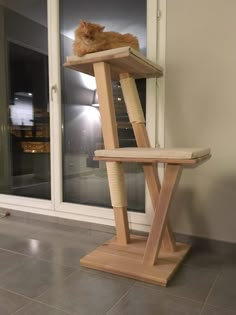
[64,47,211,286]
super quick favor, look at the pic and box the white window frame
[0,0,166,233]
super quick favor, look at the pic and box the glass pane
[0,1,50,199]
[60,0,146,211]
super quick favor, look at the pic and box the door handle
[51,84,57,102]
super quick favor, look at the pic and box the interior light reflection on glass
[81,105,100,124]
[79,73,96,90]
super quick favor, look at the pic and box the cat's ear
[79,20,87,27]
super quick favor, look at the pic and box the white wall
[165,0,236,243]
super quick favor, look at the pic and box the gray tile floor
[0,215,236,315]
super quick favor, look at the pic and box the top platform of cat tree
[64,47,163,80]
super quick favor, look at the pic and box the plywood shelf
[94,154,211,165]
[64,47,163,80]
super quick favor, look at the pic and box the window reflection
[61,0,146,211]
[10,93,34,126]
[0,2,50,199]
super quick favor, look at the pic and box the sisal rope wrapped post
[120,76,145,124]
[106,162,127,207]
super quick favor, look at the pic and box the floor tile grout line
[0,287,33,315]
[0,245,81,270]
[178,263,221,273]
[182,262,223,272]
[0,246,36,258]
[105,280,206,314]
[0,230,41,239]
[0,268,215,315]
[33,269,135,314]
[0,233,126,271]
[134,281,210,306]
[9,301,32,315]
[0,227,111,245]
[0,285,36,301]
[33,268,80,301]
[0,257,30,283]
[0,258,78,305]
[202,302,236,314]
[10,299,73,315]
[1,216,115,235]
[104,281,136,314]
[157,290,205,307]
[0,281,74,315]
[203,271,222,304]
[0,223,88,237]
[1,230,90,242]
[0,235,120,271]
[36,266,114,292]
[0,267,74,299]
[199,271,222,315]
[1,217,116,237]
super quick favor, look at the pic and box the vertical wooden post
[93,62,130,245]
[120,73,176,251]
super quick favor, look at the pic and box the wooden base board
[80,235,191,287]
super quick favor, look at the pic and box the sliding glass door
[60,0,147,211]
[0,0,158,228]
[0,0,51,199]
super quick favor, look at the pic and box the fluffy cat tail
[123,33,140,51]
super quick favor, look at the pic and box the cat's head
[76,20,105,40]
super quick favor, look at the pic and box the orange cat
[73,20,140,57]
